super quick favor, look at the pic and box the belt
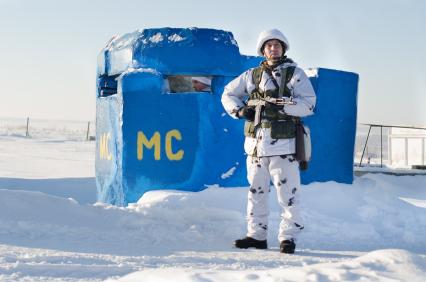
[258,120,293,128]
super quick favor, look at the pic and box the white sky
[0,0,425,126]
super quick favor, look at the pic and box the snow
[0,136,93,179]
[106,31,142,51]
[221,166,236,179]
[230,38,239,47]
[112,249,426,282]
[149,32,164,43]
[109,48,133,76]
[168,34,185,42]
[122,67,161,76]
[305,68,319,77]
[0,122,426,281]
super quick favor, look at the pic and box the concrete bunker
[96,28,358,206]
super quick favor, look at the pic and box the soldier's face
[192,80,209,91]
[263,39,284,61]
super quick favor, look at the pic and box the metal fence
[0,117,96,141]
[2,118,426,169]
[356,124,426,169]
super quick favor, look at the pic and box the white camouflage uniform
[221,60,316,242]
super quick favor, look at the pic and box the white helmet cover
[191,76,211,86]
[256,29,290,56]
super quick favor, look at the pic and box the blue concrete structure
[96,27,358,206]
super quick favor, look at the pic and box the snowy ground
[0,131,426,281]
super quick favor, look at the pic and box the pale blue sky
[0,0,425,126]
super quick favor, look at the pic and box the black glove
[236,106,255,121]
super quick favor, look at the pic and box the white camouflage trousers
[246,154,304,242]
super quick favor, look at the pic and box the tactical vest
[244,64,298,139]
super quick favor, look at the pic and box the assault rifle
[246,97,296,107]
[246,97,310,171]
[246,97,296,126]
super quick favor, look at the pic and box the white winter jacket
[221,60,316,157]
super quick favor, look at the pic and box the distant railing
[358,123,426,168]
[2,119,426,167]
[0,117,96,141]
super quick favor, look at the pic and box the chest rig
[244,62,298,139]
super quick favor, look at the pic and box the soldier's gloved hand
[236,106,255,121]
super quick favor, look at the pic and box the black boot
[234,237,267,249]
[280,239,296,254]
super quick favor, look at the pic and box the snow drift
[0,135,425,281]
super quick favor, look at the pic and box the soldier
[221,29,316,254]
[191,76,212,92]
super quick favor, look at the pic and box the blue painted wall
[96,28,358,206]
[302,69,359,184]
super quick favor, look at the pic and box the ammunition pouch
[244,64,299,139]
[244,120,256,138]
[244,119,296,139]
[263,103,288,120]
[270,120,296,139]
